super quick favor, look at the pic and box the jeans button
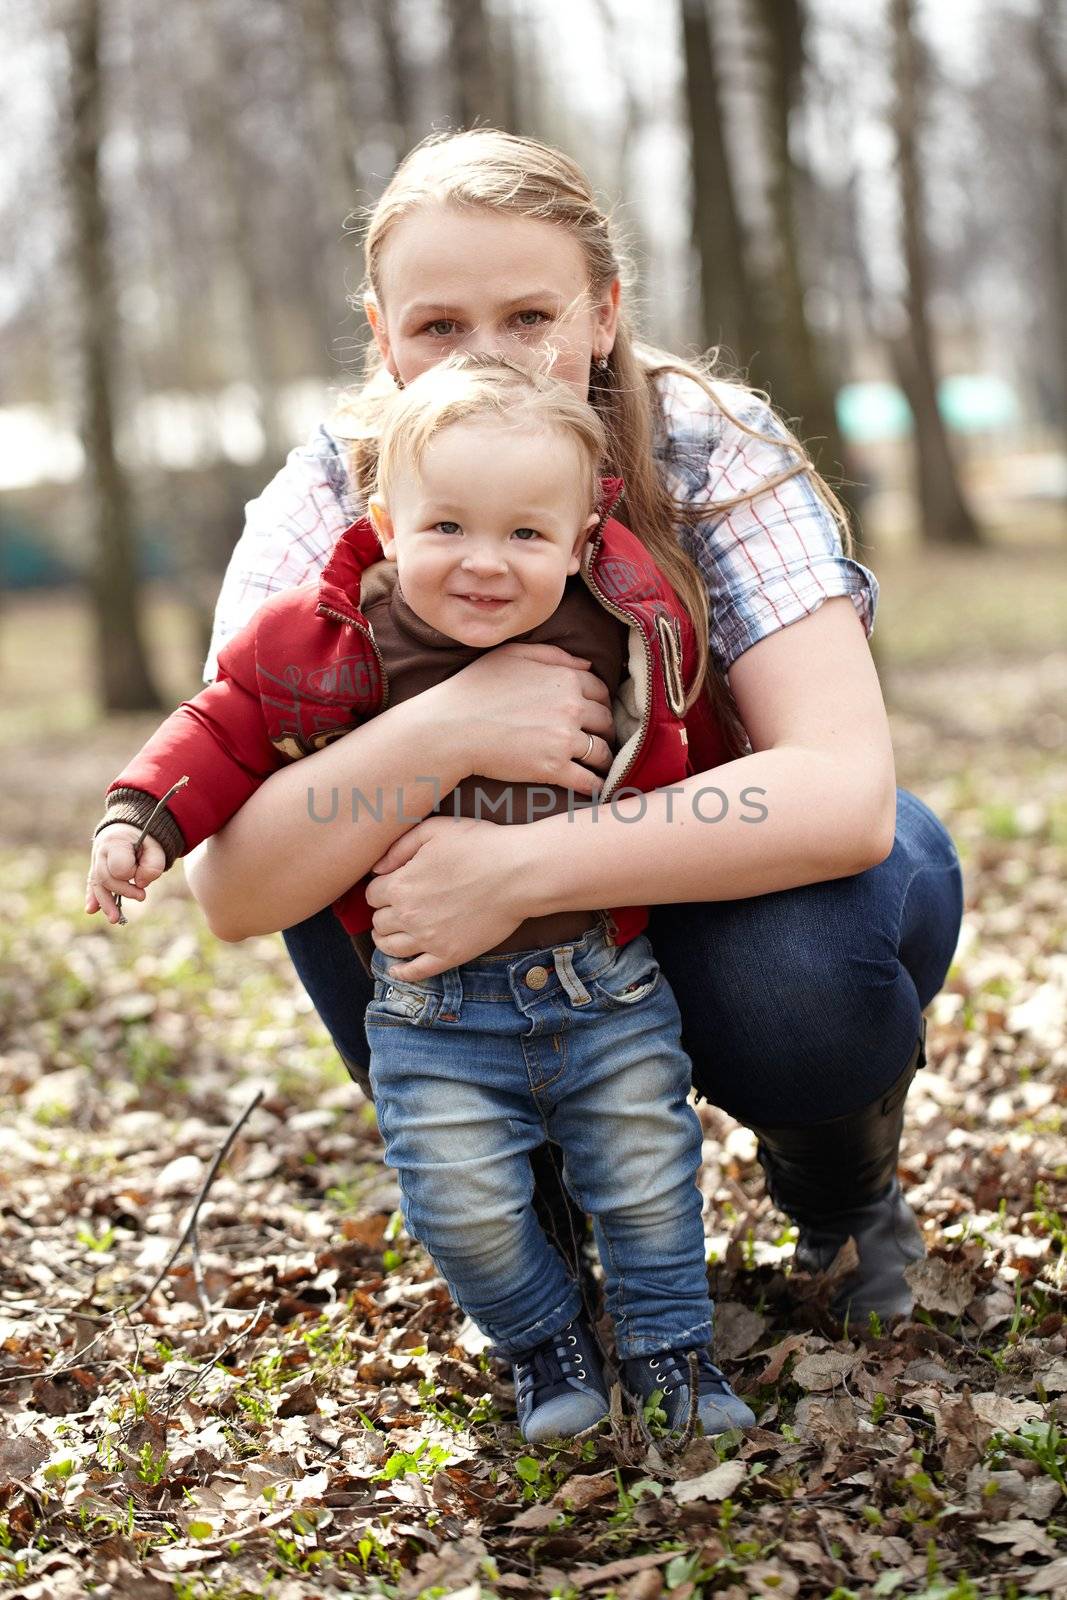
[525,965,549,990]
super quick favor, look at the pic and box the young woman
[161,129,963,1332]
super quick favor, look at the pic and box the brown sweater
[359,565,627,961]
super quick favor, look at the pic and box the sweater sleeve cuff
[93,788,187,870]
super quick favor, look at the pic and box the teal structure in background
[837,376,1021,444]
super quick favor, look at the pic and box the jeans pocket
[590,938,662,1009]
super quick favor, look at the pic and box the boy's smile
[370,417,597,648]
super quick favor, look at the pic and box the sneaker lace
[643,1346,732,1400]
[511,1323,591,1407]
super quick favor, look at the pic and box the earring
[393,371,405,390]
[595,355,610,372]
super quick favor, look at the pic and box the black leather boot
[746,1019,928,1324]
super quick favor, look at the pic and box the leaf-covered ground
[1,546,1065,1600]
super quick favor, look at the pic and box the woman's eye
[434,521,461,535]
[423,320,457,337]
[512,527,540,542]
[513,310,550,328]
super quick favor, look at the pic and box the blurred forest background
[3,5,1067,1596]
[0,0,1065,719]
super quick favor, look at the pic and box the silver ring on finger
[581,731,595,764]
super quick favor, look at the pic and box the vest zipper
[581,487,654,800]
[317,606,391,712]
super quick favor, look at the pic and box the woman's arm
[184,642,616,940]
[366,599,898,979]
[518,598,897,908]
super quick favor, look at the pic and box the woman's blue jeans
[281,788,964,1130]
[365,931,712,1357]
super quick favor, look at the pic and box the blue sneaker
[622,1346,755,1436]
[512,1317,610,1443]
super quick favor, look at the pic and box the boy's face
[369,419,598,647]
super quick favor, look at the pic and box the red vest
[108,481,735,943]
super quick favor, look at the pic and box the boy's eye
[512,527,540,541]
[434,521,461,535]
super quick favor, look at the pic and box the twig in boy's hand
[115,775,190,924]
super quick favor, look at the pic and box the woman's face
[366,205,620,399]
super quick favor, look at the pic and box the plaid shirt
[203,371,877,685]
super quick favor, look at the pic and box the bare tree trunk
[190,0,288,462]
[372,0,420,156]
[505,3,548,141]
[446,0,505,129]
[831,168,887,673]
[680,0,756,369]
[490,3,520,134]
[57,0,161,713]
[753,0,851,485]
[583,0,660,327]
[299,0,366,354]
[1036,0,1067,439]
[890,0,981,545]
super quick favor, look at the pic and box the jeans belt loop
[553,946,592,1006]
[435,965,464,1024]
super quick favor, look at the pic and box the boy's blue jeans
[365,930,712,1358]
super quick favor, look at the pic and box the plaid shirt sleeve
[655,372,879,675]
[202,425,360,684]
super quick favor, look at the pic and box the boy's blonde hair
[375,355,607,522]
[336,129,856,750]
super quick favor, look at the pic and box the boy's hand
[86,823,167,924]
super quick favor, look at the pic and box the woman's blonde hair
[374,354,607,522]
[334,129,855,754]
